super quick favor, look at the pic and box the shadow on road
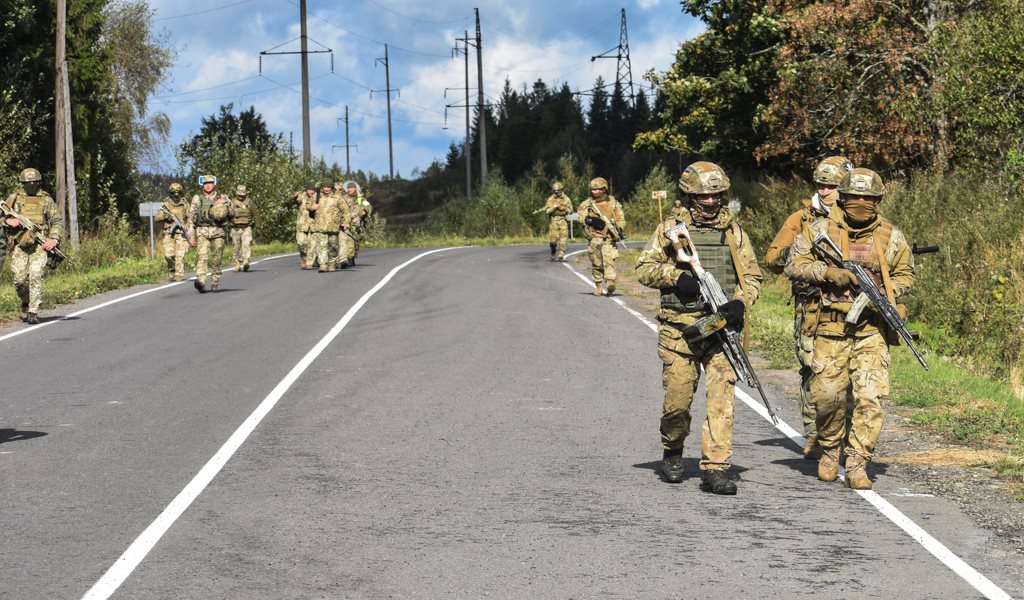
[634,458,750,481]
[0,429,47,444]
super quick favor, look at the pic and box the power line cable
[156,75,262,99]
[365,0,469,25]
[260,74,443,126]
[155,0,259,21]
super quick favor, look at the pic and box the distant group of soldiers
[539,158,914,494]
[287,180,373,272]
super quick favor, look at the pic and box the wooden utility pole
[63,66,79,248]
[55,0,66,221]
[333,106,357,175]
[453,31,473,202]
[374,45,396,179]
[475,8,488,185]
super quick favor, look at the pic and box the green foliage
[625,164,677,236]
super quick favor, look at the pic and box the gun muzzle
[912,243,939,255]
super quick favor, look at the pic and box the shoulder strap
[872,219,897,304]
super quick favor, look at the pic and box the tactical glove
[718,299,746,330]
[675,272,701,296]
[824,267,858,288]
[584,216,606,230]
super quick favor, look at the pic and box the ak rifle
[0,199,66,268]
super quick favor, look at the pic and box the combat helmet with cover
[678,161,730,195]
[19,168,42,184]
[812,156,853,187]
[838,167,885,198]
[552,181,565,192]
[168,182,183,195]
[589,177,609,191]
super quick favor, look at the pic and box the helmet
[169,182,183,195]
[589,177,609,190]
[678,161,730,195]
[209,203,229,221]
[838,168,885,197]
[552,181,565,192]
[304,182,317,191]
[813,156,853,186]
[19,168,42,183]
[235,184,247,196]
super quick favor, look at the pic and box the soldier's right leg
[241,227,252,268]
[337,234,351,268]
[163,232,176,277]
[195,236,211,292]
[658,324,700,483]
[556,221,569,261]
[326,233,339,271]
[601,242,619,294]
[173,235,188,282]
[548,222,558,261]
[315,233,330,272]
[296,230,309,268]
[231,229,242,271]
[810,334,853,481]
[11,247,31,319]
[588,238,604,294]
[796,309,819,457]
[23,247,48,322]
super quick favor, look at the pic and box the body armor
[661,221,740,312]
[232,199,253,226]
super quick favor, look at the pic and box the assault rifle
[666,221,779,424]
[811,232,929,370]
[158,206,192,240]
[532,207,548,215]
[0,199,66,269]
[584,203,627,250]
[912,243,939,255]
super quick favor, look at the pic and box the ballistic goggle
[198,175,217,186]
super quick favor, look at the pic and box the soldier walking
[154,182,193,282]
[2,168,63,323]
[310,182,349,273]
[636,162,763,494]
[289,183,317,269]
[542,181,573,262]
[340,180,370,267]
[785,168,914,490]
[230,185,255,272]
[765,156,853,459]
[187,175,233,293]
[577,177,625,296]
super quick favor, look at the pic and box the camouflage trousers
[11,245,47,313]
[296,229,311,267]
[312,232,339,269]
[658,323,737,471]
[195,236,226,286]
[587,237,618,284]
[163,231,189,280]
[810,333,889,460]
[548,218,569,258]
[794,307,816,438]
[346,229,362,260]
[231,226,252,266]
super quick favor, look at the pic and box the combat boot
[700,469,737,495]
[594,282,603,296]
[211,280,219,292]
[349,256,356,266]
[803,435,822,460]
[242,261,250,272]
[233,260,241,272]
[194,280,206,294]
[660,449,684,484]
[173,275,183,282]
[606,280,616,294]
[25,312,39,325]
[549,242,557,261]
[339,260,350,269]
[20,302,29,321]
[818,447,840,482]
[844,455,873,490]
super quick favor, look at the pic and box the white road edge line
[0,252,299,344]
[560,249,1012,600]
[80,246,464,600]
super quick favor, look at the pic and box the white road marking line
[80,246,464,600]
[560,251,1012,600]
[0,253,299,343]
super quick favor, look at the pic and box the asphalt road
[0,245,1020,599]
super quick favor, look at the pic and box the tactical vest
[660,216,742,312]
[16,195,45,225]
[164,198,188,221]
[194,194,218,227]
[232,199,253,226]
[824,216,893,303]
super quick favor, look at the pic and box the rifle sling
[724,225,751,352]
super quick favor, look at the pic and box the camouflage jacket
[542,193,573,219]
[312,193,351,232]
[785,213,914,338]
[289,191,316,232]
[187,192,234,240]
[636,208,763,326]
[154,196,191,235]
[577,195,625,240]
[6,190,64,250]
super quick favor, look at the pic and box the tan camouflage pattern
[289,191,315,232]
[810,333,889,459]
[187,193,233,241]
[313,232,340,269]
[195,236,226,286]
[577,195,625,240]
[543,192,573,258]
[838,167,885,197]
[9,189,64,241]
[812,156,853,186]
[312,192,349,233]
[657,324,737,470]
[154,195,190,235]
[163,231,190,280]
[11,245,47,312]
[678,161,730,195]
[586,238,617,284]
[230,226,252,267]
[345,193,369,260]
[231,197,254,226]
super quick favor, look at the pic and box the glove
[718,299,745,330]
[824,267,858,288]
[584,215,606,230]
[675,272,701,296]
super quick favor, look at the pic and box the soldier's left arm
[733,225,763,305]
[43,195,64,241]
[636,223,683,289]
[614,199,626,231]
[887,227,915,299]
[186,198,200,239]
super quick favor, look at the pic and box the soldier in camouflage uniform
[340,180,370,267]
[186,175,234,293]
[310,183,350,273]
[230,185,255,272]
[671,198,686,219]
[765,156,853,459]
[154,182,193,282]
[577,177,625,296]
[3,168,63,323]
[542,181,573,262]
[785,168,914,490]
[288,183,317,269]
[636,161,763,494]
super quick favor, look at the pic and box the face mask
[692,195,722,221]
[841,197,877,222]
[819,189,839,206]
[22,183,40,196]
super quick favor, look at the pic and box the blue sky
[147,0,703,176]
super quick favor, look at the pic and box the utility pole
[259,0,332,165]
[55,0,79,248]
[474,8,488,185]
[590,8,635,105]
[452,31,473,201]
[333,106,357,175]
[374,45,396,179]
